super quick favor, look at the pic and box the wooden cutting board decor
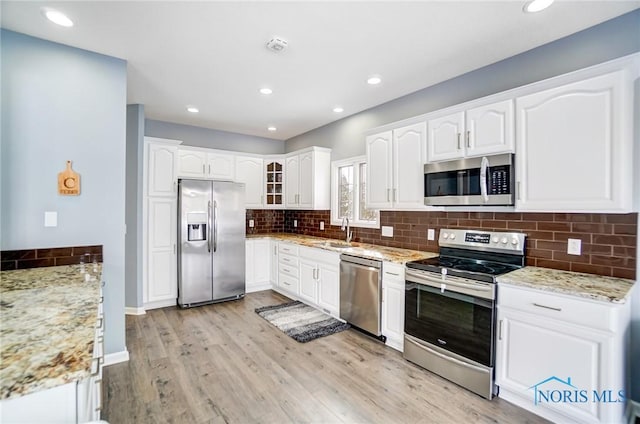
[58,160,80,195]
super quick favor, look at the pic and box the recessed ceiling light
[186,107,199,113]
[43,8,74,27]
[260,88,273,95]
[523,0,554,13]
[367,75,382,85]
[267,126,277,132]
[333,107,344,113]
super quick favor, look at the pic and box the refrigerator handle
[207,201,212,253]
[213,200,218,252]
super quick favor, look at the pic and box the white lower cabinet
[496,284,630,424]
[381,262,406,351]
[277,243,300,296]
[145,197,178,309]
[298,247,340,317]
[245,239,271,293]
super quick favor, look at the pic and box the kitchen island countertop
[496,266,635,304]
[247,233,438,263]
[0,264,102,400]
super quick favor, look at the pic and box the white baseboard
[246,282,272,293]
[104,350,130,366]
[125,306,146,315]
[627,400,640,424]
[144,298,177,310]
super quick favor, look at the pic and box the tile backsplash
[1,245,103,271]
[247,209,637,280]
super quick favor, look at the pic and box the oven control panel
[439,229,525,254]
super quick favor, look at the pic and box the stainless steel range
[403,228,526,399]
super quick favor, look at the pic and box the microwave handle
[480,156,489,203]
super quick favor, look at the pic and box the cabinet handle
[261,195,264,204]
[381,287,384,303]
[533,303,562,312]
[466,130,470,148]
[387,189,390,202]
[385,271,400,276]
[202,164,205,174]
[516,181,521,200]
[90,357,100,376]
[283,257,290,262]
[393,188,397,202]
[498,320,503,340]
[282,267,290,274]
[316,267,320,280]
[173,181,177,192]
[208,164,211,174]
[173,244,176,254]
[95,379,102,412]
[274,245,277,255]
[457,133,461,149]
[96,317,103,329]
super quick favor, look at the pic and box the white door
[235,156,264,208]
[317,263,340,317]
[177,150,206,178]
[285,155,300,208]
[427,111,465,162]
[382,280,405,350]
[207,152,235,180]
[393,122,426,209]
[365,131,393,209]
[148,144,177,196]
[515,71,628,212]
[297,151,314,208]
[466,99,514,157]
[147,198,177,303]
[298,260,317,304]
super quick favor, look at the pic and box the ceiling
[1,1,638,141]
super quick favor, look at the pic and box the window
[331,156,379,228]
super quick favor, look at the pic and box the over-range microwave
[424,153,515,206]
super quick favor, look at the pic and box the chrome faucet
[341,217,353,244]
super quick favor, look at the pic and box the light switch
[381,226,393,237]
[249,219,255,228]
[320,221,325,230]
[567,238,582,255]
[44,211,57,227]
[427,229,435,240]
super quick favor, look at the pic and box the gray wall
[1,30,127,356]
[125,104,145,309]
[145,119,285,154]
[286,9,640,160]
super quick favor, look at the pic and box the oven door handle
[406,271,495,300]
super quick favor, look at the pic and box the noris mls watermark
[528,376,625,406]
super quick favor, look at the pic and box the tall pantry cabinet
[144,137,181,309]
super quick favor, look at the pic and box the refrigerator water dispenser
[188,223,206,241]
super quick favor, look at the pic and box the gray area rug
[255,301,350,343]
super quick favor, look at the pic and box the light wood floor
[103,290,548,424]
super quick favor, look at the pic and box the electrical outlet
[293,219,298,227]
[248,219,255,228]
[567,238,582,255]
[320,221,325,230]
[381,226,393,237]
[427,229,435,240]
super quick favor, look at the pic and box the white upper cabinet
[285,147,331,210]
[177,148,235,180]
[515,69,633,212]
[264,158,285,208]
[365,131,393,209]
[366,122,426,210]
[235,155,264,208]
[147,142,178,197]
[427,100,514,162]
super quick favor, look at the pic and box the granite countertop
[496,266,635,304]
[0,264,102,400]
[247,233,438,264]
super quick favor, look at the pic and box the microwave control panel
[488,166,510,195]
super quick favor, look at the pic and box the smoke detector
[266,37,288,53]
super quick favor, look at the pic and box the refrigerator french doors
[178,179,245,307]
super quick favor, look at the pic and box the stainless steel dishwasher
[339,254,385,341]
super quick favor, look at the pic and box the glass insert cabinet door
[265,161,284,206]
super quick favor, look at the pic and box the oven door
[423,153,514,206]
[404,275,495,367]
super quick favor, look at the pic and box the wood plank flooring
[103,290,548,424]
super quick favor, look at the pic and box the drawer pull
[533,302,562,312]
[90,358,100,376]
[385,272,400,276]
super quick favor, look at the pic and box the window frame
[330,156,380,229]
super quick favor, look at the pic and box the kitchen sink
[317,241,353,250]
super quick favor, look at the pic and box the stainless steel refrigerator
[178,179,245,308]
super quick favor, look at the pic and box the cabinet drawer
[279,253,299,268]
[498,284,613,331]
[299,246,339,265]
[279,263,298,278]
[279,273,299,294]
[383,262,405,283]
[278,243,299,256]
